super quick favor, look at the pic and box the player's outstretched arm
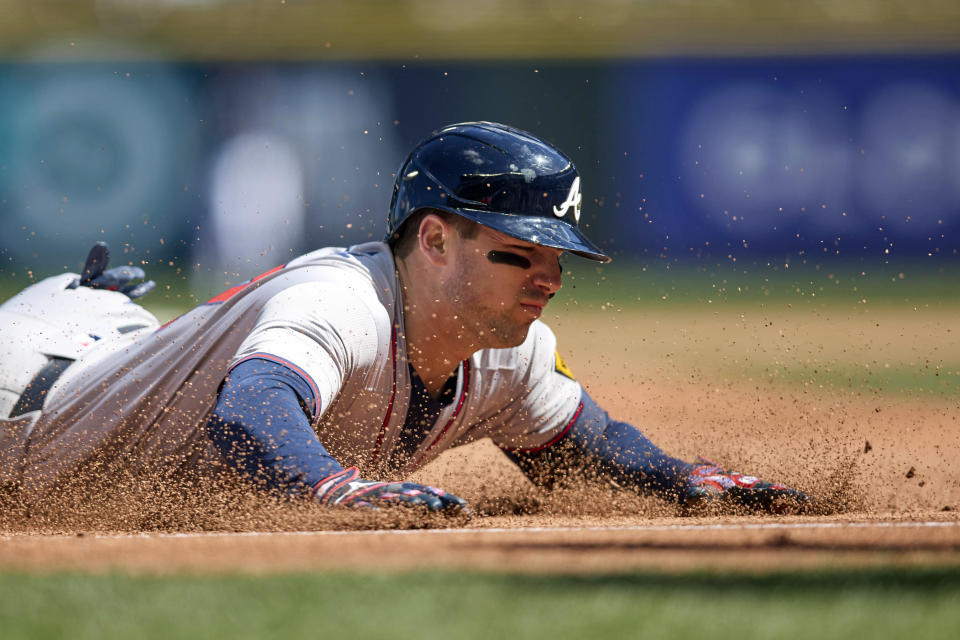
[207,358,468,514]
[505,389,807,512]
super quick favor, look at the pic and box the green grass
[735,359,960,396]
[0,568,958,639]
[557,259,960,310]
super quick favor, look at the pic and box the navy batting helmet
[386,122,610,262]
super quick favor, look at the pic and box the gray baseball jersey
[5,242,582,497]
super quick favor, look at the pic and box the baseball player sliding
[0,122,807,516]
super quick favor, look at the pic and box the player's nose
[530,254,563,296]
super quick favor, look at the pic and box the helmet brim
[453,207,611,263]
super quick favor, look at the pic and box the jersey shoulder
[231,270,391,409]
[257,279,386,337]
[283,242,397,310]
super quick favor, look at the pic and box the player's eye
[486,250,531,269]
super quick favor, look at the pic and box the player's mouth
[519,299,547,318]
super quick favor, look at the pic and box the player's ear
[417,213,450,266]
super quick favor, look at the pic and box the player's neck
[395,257,479,397]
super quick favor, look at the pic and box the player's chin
[495,320,537,348]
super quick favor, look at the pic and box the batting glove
[684,456,809,512]
[313,467,470,514]
[68,241,156,300]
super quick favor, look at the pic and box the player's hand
[68,241,156,300]
[313,467,470,515]
[683,456,809,513]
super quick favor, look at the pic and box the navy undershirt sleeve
[205,357,344,496]
[507,388,696,501]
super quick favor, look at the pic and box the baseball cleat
[683,456,809,513]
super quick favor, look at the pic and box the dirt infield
[2,519,959,575]
[2,376,956,575]
[1,305,956,574]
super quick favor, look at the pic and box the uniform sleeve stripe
[499,400,583,454]
[228,352,322,421]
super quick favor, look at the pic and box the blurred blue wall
[612,56,960,263]
[1,56,957,280]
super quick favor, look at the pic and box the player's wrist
[311,469,470,515]
[311,466,361,504]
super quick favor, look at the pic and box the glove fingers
[89,266,147,290]
[79,242,110,286]
[66,243,156,301]
[115,265,146,281]
[369,485,459,512]
[120,280,156,300]
[428,487,469,512]
[753,481,809,503]
[388,485,445,511]
[321,476,469,515]
[731,485,809,511]
[686,460,808,514]
[440,495,471,516]
[416,492,445,511]
[349,499,380,511]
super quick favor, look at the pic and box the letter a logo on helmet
[552,176,581,223]
[386,122,610,263]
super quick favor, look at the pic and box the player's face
[444,225,563,348]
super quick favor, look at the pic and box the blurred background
[0,0,958,302]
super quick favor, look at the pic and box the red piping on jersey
[413,360,471,467]
[205,264,286,305]
[157,263,287,331]
[370,325,398,466]
[499,400,584,454]
[228,352,323,421]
